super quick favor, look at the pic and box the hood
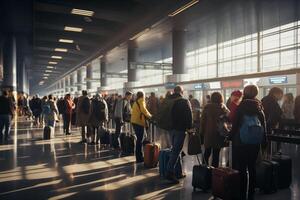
[239,98,263,115]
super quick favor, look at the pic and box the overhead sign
[165,82,176,89]
[194,83,203,90]
[221,80,243,88]
[269,76,288,84]
[209,81,221,89]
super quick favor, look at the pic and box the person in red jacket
[228,90,243,122]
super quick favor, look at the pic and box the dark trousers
[114,117,122,147]
[204,147,221,168]
[233,145,260,200]
[132,123,144,161]
[63,113,71,134]
[167,130,186,174]
[90,126,99,142]
[0,115,11,140]
[81,125,88,140]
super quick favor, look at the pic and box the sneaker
[165,173,180,184]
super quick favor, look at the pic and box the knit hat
[231,90,242,98]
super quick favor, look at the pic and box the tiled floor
[0,119,299,200]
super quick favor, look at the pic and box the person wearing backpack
[76,90,90,143]
[165,86,193,184]
[89,93,108,145]
[231,85,267,200]
[131,91,152,163]
[200,92,229,168]
[44,94,59,128]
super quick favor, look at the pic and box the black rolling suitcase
[272,154,292,189]
[192,155,212,192]
[256,159,279,193]
[120,133,136,154]
[43,126,51,140]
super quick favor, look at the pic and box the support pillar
[86,64,92,91]
[99,55,108,91]
[77,69,83,92]
[124,40,139,89]
[166,29,189,83]
[2,36,17,92]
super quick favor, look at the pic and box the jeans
[81,126,88,141]
[233,145,260,200]
[114,117,123,148]
[167,129,186,175]
[0,115,11,140]
[90,126,99,142]
[132,123,144,161]
[204,147,221,168]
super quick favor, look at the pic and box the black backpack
[93,99,106,121]
[123,100,131,122]
[81,97,90,114]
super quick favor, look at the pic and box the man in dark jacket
[166,86,193,184]
[261,87,283,133]
[0,90,14,142]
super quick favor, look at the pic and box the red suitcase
[212,167,240,200]
[144,143,161,168]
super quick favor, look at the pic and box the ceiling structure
[32,0,195,92]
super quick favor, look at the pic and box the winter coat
[113,98,123,119]
[231,98,267,146]
[131,98,152,127]
[294,96,300,123]
[76,96,90,126]
[261,95,282,130]
[282,101,294,119]
[147,96,159,116]
[171,93,193,132]
[89,98,108,127]
[200,103,229,148]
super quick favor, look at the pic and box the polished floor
[0,118,299,200]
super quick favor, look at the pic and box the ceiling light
[46,66,54,69]
[168,0,199,17]
[55,48,68,52]
[43,73,50,76]
[71,8,94,17]
[43,77,48,79]
[45,70,52,73]
[51,56,62,59]
[59,39,74,43]
[64,26,83,32]
[49,61,57,64]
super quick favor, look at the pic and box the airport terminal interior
[0,0,300,199]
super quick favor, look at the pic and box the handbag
[188,132,202,155]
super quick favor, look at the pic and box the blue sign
[194,83,203,90]
[269,76,288,84]
[165,82,176,89]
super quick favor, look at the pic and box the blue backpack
[240,115,264,145]
[43,103,51,115]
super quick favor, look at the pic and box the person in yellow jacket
[131,91,152,163]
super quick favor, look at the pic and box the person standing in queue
[261,87,283,133]
[200,92,229,168]
[165,86,193,184]
[63,94,75,135]
[231,85,267,200]
[0,90,14,143]
[76,90,90,143]
[294,95,300,123]
[228,90,243,122]
[131,91,152,163]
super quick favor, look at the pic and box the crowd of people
[1,85,300,200]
